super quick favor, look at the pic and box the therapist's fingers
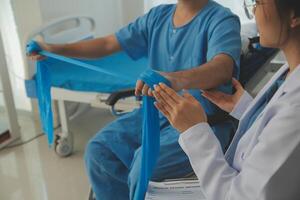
[202,93,221,107]
[135,80,144,96]
[154,102,171,118]
[154,85,178,107]
[158,83,181,103]
[201,92,216,104]
[153,91,173,111]
[232,78,243,91]
[202,90,237,113]
[148,88,153,97]
[182,91,198,103]
[202,90,228,106]
[202,90,225,102]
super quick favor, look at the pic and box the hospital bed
[25,16,279,159]
[26,16,147,157]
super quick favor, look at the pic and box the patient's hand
[135,72,182,97]
[135,80,151,96]
[202,78,245,113]
[153,83,207,133]
[27,42,51,61]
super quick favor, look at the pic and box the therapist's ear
[290,11,300,28]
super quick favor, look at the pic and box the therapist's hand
[201,78,245,113]
[153,83,207,133]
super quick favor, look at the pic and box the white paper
[145,180,206,200]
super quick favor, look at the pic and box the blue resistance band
[36,60,54,145]
[26,41,171,199]
[133,70,171,200]
[26,41,134,145]
[26,41,132,81]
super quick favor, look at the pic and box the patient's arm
[28,34,121,60]
[137,53,235,97]
[165,54,235,91]
[136,54,235,97]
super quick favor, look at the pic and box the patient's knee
[84,137,116,173]
[84,139,104,170]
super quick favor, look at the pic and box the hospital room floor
[0,106,116,200]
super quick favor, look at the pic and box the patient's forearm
[168,54,234,90]
[45,34,121,59]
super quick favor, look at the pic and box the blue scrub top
[116,0,241,115]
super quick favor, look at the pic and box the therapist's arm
[165,54,234,91]
[179,106,300,200]
[153,84,300,199]
[28,34,122,60]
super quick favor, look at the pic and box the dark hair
[272,0,300,45]
[275,0,300,20]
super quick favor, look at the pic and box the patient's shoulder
[193,1,241,33]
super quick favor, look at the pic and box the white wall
[121,1,144,25]
[0,0,144,112]
[38,0,144,37]
[144,0,176,12]
[0,0,42,111]
[0,41,4,107]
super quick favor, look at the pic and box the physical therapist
[153,0,300,199]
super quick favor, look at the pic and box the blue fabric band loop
[139,70,171,90]
[132,69,171,200]
[26,41,137,145]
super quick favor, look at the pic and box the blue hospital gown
[84,1,241,200]
[116,1,241,116]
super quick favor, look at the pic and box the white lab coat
[178,64,300,200]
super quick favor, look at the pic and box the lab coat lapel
[225,64,289,164]
[242,64,289,120]
[268,64,300,102]
[260,64,300,115]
